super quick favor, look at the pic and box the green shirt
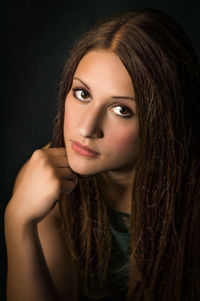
[79,207,131,300]
[106,206,131,291]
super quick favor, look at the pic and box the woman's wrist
[5,199,38,233]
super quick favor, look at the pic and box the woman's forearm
[5,203,61,301]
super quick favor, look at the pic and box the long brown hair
[51,8,200,300]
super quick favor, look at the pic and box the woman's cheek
[64,100,76,134]
[108,127,138,153]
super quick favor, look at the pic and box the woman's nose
[78,107,104,139]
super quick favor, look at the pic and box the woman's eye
[72,88,90,101]
[112,106,133,118]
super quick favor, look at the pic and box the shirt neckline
[106,205,131,217]
[106,205,131,233]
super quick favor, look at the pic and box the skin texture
[64,50,139,212]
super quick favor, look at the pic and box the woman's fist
[6,147,78,224]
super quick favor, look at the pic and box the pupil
[120,107,128,114]
[81,91,87,99]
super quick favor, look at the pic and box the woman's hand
[6,147,78,225]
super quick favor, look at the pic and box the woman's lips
[71,141,100,158]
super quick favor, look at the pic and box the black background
[1,0,200,299]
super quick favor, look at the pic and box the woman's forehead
[73,50,135,97]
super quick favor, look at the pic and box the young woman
[5,8,200,301]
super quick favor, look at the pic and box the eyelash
[72,87,133,119]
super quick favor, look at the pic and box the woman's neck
[97,169,135,214]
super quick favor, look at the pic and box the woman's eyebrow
[112,95,136,101]
[73,76,136,101]
[73,77,91,91]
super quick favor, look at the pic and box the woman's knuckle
[32,149,45,161]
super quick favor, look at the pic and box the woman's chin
[68,162,100,177]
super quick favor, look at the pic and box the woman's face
[64,49,139,176]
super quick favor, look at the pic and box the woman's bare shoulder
[38,201,79,301]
